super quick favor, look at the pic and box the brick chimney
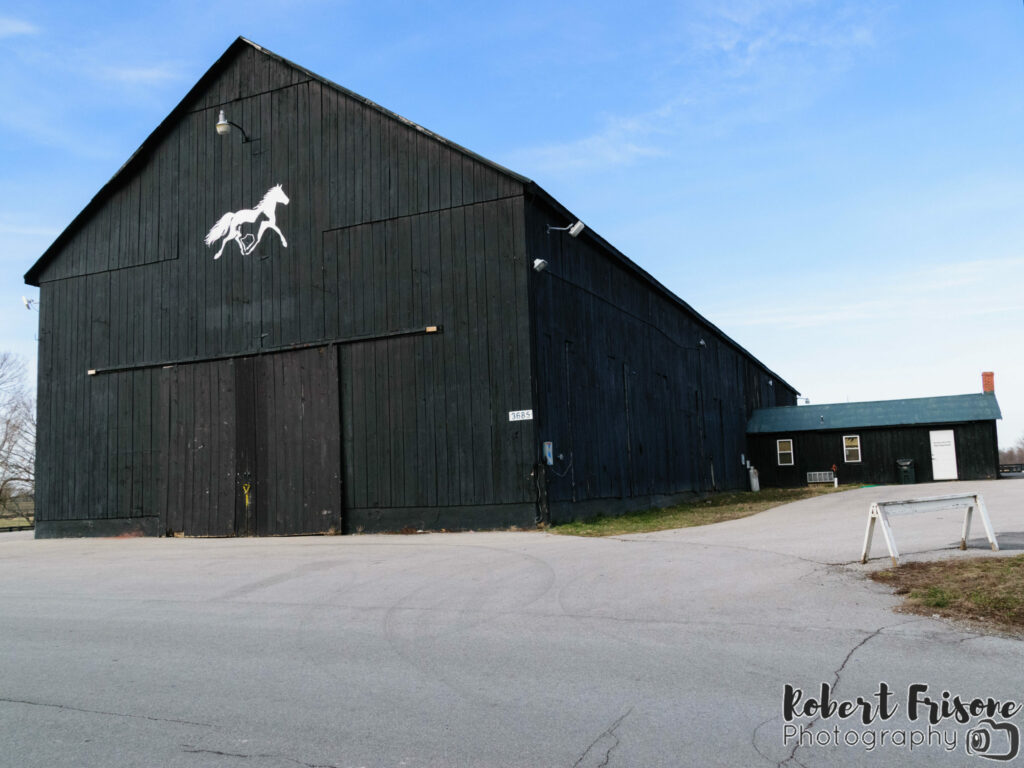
[982,371,995,394]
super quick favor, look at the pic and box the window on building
[844,435,861,463]
[777,439,794,466]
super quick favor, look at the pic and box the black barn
[747,387,1001,488]
[25,38,795,538]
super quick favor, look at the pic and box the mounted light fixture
[698,338,706,347]
[216,109,252,143]
[533,259,549,272]
[546,220,585,238]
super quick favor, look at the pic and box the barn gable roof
[747,392,1002,434]
[24,37,529,286]
[23,38,796,394]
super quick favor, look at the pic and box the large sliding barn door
[249,346,342,535]
[162,359,239,537]
[163,346,342,536]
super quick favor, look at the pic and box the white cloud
[690,1,877,62]
[506,114,670,173]
[713,256,1024,331]
[98,64,180,85]
[507,2,880,175]
[0,96,116,159]
[0,17,38,38]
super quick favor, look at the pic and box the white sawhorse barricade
[861,493,999,565]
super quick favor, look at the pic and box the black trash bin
[896,458,915,484]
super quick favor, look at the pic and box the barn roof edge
[747,392,1002,434]
[521,181,799,395]
[20,39,798,395]
[24,37,532,286]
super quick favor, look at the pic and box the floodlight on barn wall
[546,220,585,238]
[216,109,252,143]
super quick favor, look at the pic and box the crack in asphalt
[0,696,212,727]
[750,715,778,765]
[750,617,924,767]
[775,627,884,767]
[774,620,920,768]
[182,747,340,767]
[953,631,987,644]
[572,706,634,768]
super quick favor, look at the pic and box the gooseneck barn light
[216,109,252,143]
[546,220,585,238]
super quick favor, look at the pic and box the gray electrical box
[542,442,554,466]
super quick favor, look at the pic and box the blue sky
[2,1,1023,447]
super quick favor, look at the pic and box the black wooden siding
[526,197,796,521]
[33,44,535,536]
[748,422,1000,488]
[31,39,799,536]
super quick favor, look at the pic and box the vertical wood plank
[338,344,356,518]
[426,211,447,507]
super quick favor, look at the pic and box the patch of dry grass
[870,555,1024,636]
[550,486,851,537]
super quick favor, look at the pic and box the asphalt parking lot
[2,479,1022,767]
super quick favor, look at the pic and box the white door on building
[929,430,958,480]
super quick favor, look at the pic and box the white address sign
[508,410,534,422]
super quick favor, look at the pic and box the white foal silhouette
[204,184,289,259]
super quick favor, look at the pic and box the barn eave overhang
[24,36,530,287]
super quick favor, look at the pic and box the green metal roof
[747,393,1001,434]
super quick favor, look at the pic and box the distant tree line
[1000,434,1024,465]
[0,352,34,522]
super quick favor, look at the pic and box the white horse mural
[204,184,290,259]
